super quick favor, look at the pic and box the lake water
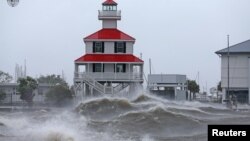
[1,94,250,141]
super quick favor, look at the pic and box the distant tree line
[187,80,199,100]
[0,70,74,106]
[18,76,38,106]
[37,74,74,106]
[19,74,74,106]
[0,70,12,83]
[0,70,13,102]
[0,90,6,102]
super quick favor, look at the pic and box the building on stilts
[74,0,144,97]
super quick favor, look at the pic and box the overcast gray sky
[1,0,250,92]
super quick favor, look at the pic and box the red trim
[84,29,135,41]
[103,0,117,5]
[75,54,143,63]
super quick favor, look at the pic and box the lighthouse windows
[93,42,104,53]
[103,5,117,11]
[115,42,126,53]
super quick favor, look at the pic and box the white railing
[75,72,143,81]
[79,73,115,94]
[81,74,105,92]
[74,72,142,94]
[98,10,121,18]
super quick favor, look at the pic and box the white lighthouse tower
[74,0,144,96]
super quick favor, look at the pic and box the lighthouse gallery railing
[74,72,143,81]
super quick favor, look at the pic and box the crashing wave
[132,94,152,103]
[75,97,134,120]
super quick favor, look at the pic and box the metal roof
[148,74,186,84]
[84,29,135,41]
[75,54,143,63]
[215,39,250,54]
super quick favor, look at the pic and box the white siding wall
[105,64,114,72]
[85,64,133,73]
[105,42,114,53]
[249,58,250,103]
[103,20,117,28]
[85,42,92,54]
[86,64,93,72]
[126,42,134,54]
[126,64,129,72]
[85,41,134,54]
[130,65,133,73]
[221,54,250,88]
[105,64,131,73]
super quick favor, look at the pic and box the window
[103,5,117,11]
[115,64,126,73]
[93,42,104,53]
[93,64,104,72]
[103,6,107,11]
[115,42,126,53]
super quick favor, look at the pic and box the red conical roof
[103,0,117,5]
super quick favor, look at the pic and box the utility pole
[149,58,152,75]
[11,88,13,108]
[206,81,207,94]
[24,59,27,78]
[198,72,200,88]
[227,35,230,98]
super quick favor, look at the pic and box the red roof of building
[84,29,135,41]
[103,0,117,5]
[75,54,143,63]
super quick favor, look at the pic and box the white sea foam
[1,93,250,141]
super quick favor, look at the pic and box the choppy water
[1,93,250,141]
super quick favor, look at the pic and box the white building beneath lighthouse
[74,0,144,96]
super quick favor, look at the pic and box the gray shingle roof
[215,39,250,54]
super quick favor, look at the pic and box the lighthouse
[74,0,144,96]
